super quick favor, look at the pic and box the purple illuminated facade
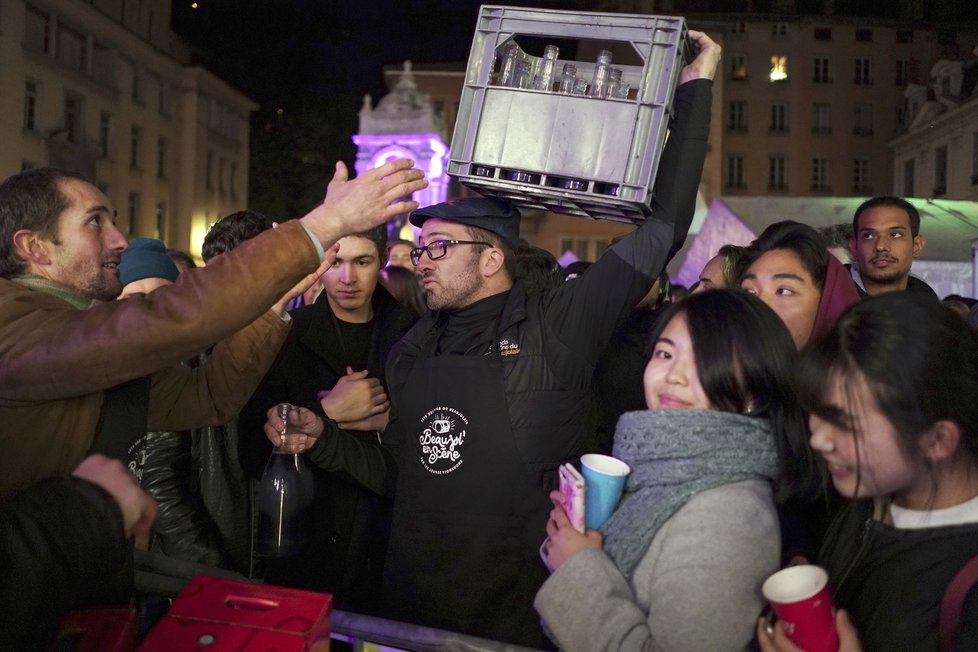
[353,61,450,241]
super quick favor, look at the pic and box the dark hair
[465,224,517,280]
[202,210,274,262]
[515,240,563,293]
[743,220,829,291]
[800,293,978,472]
[816,223,854,249]
[717,244,750,287]
[166,248,197,271]
[351,224,388,259]
[0,167,88,277]
[381,264,425,315]
[853,196,920,238]
[650,289,817,501]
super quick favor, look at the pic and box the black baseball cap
[409,197,521,248]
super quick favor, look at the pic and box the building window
[24,80,38,132]
[157,138,167,179]
[769,56,788,82]
[230,161,238,199]
[770,103,789,133]
[126,192,140,234]
[98,111,111,158]
[155,202,166,241]
[771,23,788,37]
[934,145,947,196]
[937,31,956,46]
[731,22,747,35]
[768,156,787,191]
[812,158,830,192]
[559,238,573,255]
[132,68,144,104]
[895,60,909,86]
[64,94,82,144]
[854,58,872,85]
[896,29,913,44]
[855,28,873,42]
[728,100,747,131]
[904,159,915,196]
[853,159,872,194]
[218,157,226,194]
[158,82,171,117]
[730,54,748,80]
[812,103,832,134]
[56,23,87,72]
[576,239,589,261]
[206,151,215,190]
[130,125,142,170]
[814,28,832,41]
[814,57,831,83]
[854,104,873,136]
[24,6,51,54]
[727,155,746,190]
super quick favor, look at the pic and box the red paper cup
[761,565,839,652]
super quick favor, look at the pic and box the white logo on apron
[418,406,468,475]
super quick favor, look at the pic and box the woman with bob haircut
[759,293,978,651]
[537,290,815,652]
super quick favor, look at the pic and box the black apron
[382,342,552,649]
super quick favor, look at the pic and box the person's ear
[482,247,506,278]
[920,419,961,464]
[912,234,926,258]
[848,237,858,258]
[11,229,53,267]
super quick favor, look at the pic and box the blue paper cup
[580,454,631,530]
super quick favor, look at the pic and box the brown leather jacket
[0,221,319,495]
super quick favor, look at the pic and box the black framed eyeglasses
[410,239,493,266]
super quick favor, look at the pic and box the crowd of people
[2,28,977,652]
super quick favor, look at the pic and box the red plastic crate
[139,576,331,651]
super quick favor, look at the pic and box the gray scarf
[602,409,779,578]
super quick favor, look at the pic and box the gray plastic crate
[447,6,688,224]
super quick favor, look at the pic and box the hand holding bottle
[264,403,323,453]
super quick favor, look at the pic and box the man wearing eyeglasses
[377,32,721,648]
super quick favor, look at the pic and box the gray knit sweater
[534,479,779,652]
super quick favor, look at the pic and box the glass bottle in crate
[605,67,623,98]
[559,63,577,93]
[532,45,560,91]
[257,403,309,557]
[497,41,519,87]
[589,50,613,97]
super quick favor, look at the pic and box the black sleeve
[140,431,223,566]
[304,420,397,498]
[0,478,130,651]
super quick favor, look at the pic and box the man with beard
[0,160,426,495]
[848,196,937,300]
[266,30,720,648]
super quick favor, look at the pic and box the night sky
[169,0,978,214]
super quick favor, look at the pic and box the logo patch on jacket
[418,407,468,475]
[498,338,520,356]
